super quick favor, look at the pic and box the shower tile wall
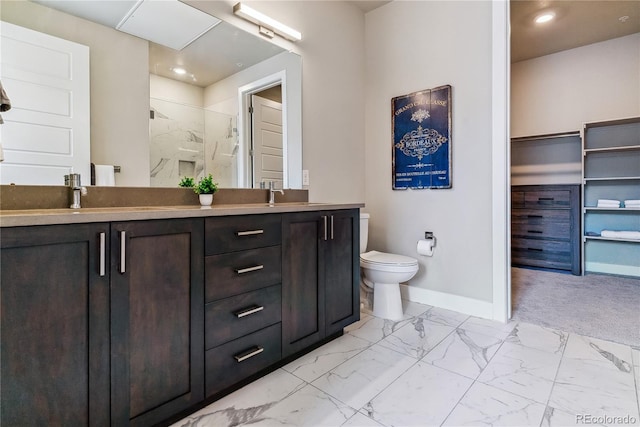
[150,98,237,188]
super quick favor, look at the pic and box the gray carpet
[511,267,640,348]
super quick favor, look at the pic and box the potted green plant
[193,174,218,206]
[178,176,195,189]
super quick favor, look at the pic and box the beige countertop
[0,202,365,227]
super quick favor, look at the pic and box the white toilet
[359,213,419,320]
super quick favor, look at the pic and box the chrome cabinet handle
[323,216,328,241]
[99,232,106,277]
[237,229,264,236]
[235,265,264,274]
[330,215,334,240]
[234,346,264,362]
[120,231,126,274]
[234,305,264,318]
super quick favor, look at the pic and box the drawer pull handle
[99,232,106,277]
[538,197,554,201]
[527,215,543,219]
[235,265,264,274]
[234,346,264,362]
[527,230,543,234]
[235,305,264,318]
[528,248,543,252]
[120,231,126,274]
[237,230,264,236]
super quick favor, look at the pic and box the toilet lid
[360,250,418,266]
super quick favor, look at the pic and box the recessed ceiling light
[172,67,187,75]
[534,12,555,24]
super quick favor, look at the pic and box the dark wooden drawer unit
[204,214,283,399]
[511,185,580,274]
[205,284,281,349]
[205,323,282,397]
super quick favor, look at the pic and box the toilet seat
[360,250,418,273]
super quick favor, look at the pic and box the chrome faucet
[268,181,284,205]
[64,173,87,209]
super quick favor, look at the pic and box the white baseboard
[585,262,640,278]
[400,284,494,320]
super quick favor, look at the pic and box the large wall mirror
[0,0,302,189]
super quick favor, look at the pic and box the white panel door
[251,95,282,188]
[0,21,90,185]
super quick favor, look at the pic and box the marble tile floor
[174,301,640,427]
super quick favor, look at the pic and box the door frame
[237,71,287,188]
[491,0,511,323]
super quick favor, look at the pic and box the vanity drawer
[205,245,281,302]
[512,237,572,270]
[524,190,571,208]
[205,215,282,255]
[205,284,281,349]
[205,323,281,397]
[511,209,570,239]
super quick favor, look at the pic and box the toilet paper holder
[424,231,436,246]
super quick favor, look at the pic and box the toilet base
[372,282,403,321]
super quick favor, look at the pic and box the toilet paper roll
[94,164,115,186]
[417,239,434,256]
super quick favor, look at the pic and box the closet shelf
[584,176,640,182]
[583,207,640,212]
[583,145,640,154]
[583,235,640,244]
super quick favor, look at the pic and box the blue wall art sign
[392,85,452,189]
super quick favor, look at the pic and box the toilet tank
[359,212,369,254]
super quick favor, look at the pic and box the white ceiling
[32,0,285,88]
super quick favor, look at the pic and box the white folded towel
[596,202,620,208]
[598,199,620,204]
[600,230,640,240]
[624,200,640,208]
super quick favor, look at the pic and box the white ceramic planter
[198,193,213,206]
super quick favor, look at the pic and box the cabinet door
[282,212,325,358]
[325,210,360,336]
[110,219,204,426]
[1,223,110,426]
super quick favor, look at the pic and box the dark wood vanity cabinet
[1,223,111,426]
[110,219,204,426]
[1,208,360,425]
[282,209,360,358]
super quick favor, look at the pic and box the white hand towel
[597,199,620,204]
[624,200,640,207]
[600,230,640,240]
[94,164,115,186]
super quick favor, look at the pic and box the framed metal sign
[392,85,452,189]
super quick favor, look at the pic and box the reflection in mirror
[0,0,301,189]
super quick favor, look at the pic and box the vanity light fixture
[233,2,302,42]
[534,11,555,24]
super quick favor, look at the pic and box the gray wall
[364,1,495,303]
